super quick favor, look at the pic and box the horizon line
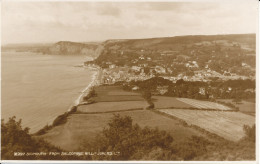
[2,32,256,46]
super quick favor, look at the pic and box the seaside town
[84,37,255,98]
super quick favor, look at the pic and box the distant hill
[103,34,256,51]
[2,41,104,58]
[2,34,255,59]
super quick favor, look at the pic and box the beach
[72,66,101,108]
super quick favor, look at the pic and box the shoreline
[34,64,102,135]
[69,65,101,111]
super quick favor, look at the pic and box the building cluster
[101,60,253,85]
[101,66,155,84]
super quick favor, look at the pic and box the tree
[142,90,154,109]
[142,90,152,102]
[83,114,173,160]
[1,116,62,160]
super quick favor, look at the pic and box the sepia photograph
[1,0,258,161]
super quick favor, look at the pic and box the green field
[40,110,206,151]
[160,109,255,141]
[217,99,255,115]
[153,96,195,109]
[79,85,148,113]
[92,86,144,102]
[77,101,148,113]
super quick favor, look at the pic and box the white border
[0,0,259,163]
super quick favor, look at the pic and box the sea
[1,51,96,133]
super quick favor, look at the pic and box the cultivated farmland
[159,109,255,141]
[153,96,230,110]
[177,98,231,110]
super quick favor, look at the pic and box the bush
[68,106,77,114]
[243,124,255,142]
[83,88,97,101]
[52,112,69,126]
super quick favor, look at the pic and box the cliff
[47,41,103,58]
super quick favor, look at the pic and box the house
[245,88,255,93]
[131,66,142,72]
[199,87,205,95]
[185,61,198,68]
[155,66,166,74]
[132,86,140,91]
[242,62,250,68]
[167,68,173,74]
[109,64,116,69]
[139,55,145,60]
[209,94,214,99]
[156,86,168,95]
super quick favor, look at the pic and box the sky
[1,0,258,44]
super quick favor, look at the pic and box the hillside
[2,34,255,65]
[103,34,255,51]
[93,34,256,78]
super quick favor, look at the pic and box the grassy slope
[77,101,148,113]
[217,99,255,115]
[79,85,148,113]
[40,110,205,151]
[92,86,144,102]
[153,96,195,109]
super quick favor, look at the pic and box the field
[92,86,144,102]
[40,110,205,151]
[79,85,148,113]
[77,101,148,113]
[153,96,194,109]
[153,96,230,110]
[217,99,255,115]
[177,98,231,110]
[159,109,255,141]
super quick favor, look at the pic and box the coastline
[66,65,101,112]
[35,64,101,135]
[72,67,100,108]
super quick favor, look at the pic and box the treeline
[123,77,255,100]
